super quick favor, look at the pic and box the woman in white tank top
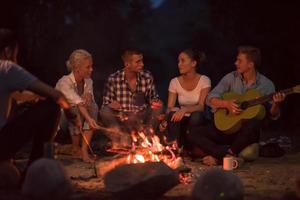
[165,49,211,148]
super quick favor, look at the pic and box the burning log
[104,161,179,199]
[106,147,175,158]
[98,121,190,185]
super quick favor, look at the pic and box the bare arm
[167,91,177,114]
[171,87,211,122]
[10,90,42,104]
[270,92,285,118]
[6,91,42,118]
[77,104,100,129]
[27,80,70,109]
[183,87,211,113]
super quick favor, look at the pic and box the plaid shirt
[102,69,159,113]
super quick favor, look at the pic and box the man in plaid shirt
[100,49,163,136]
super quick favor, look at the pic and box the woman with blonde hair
[56,49,99,163]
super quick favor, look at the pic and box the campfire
[106,126,184,169]
[98,125,191,185]
[98,125,192,199]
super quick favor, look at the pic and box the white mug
[223,156,238,170]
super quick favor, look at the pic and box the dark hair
[121,49,143,62]
[182,48,206,68]
[238,46,261,67]
[0,28,17,52]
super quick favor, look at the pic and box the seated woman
[56,49,99,163]
[166,49,211,148]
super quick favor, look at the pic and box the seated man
[100,49,162,146]
[0,29,71,168]
[56,49,100,163]
[188,46,285,165]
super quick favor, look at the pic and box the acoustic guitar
[214,85,300,134]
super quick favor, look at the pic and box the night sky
[1,0,300,131]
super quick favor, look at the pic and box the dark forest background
[1,0,300,132]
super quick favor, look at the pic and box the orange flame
[135,154,145,163]
[126,126,179,168]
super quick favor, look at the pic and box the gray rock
[104,161,179,199]
[0,160,20,189]
[95,155,128,178]
[22,158,73,200]
[192,168,244,200]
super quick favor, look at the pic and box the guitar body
[214,89,266,134]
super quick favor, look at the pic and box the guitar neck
[241,88,293,109]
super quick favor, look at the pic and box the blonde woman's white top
[55,72,95,106]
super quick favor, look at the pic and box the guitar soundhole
[240,102,248,110]
[225,109,230,115]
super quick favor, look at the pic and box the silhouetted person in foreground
[192,168,244,200]
[0,28,72,183]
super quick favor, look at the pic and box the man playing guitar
[188,46,285,166]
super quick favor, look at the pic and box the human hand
[156,114,166,121]
[226,99,241,115]
[272,92,286,105]
[171,108,186,122]
[109,101,122,110]
[150,99,163,110]
[159,120,167,132]
[57,96,70,109]
[87,118,101,130]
